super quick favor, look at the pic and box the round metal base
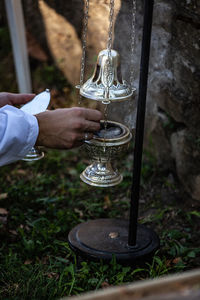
[22,147,44,162]
[80,162,122,187]
[68,219,160,264]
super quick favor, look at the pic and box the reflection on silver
[22,147,44,162]
[80,120,132,187]
[80,49,136,103]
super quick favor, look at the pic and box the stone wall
[21,0,200,200]
[147,0,200,200]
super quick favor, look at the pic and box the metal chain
[107,0,115,54]
[100,0,115,153]
[104,103,109,130]
[127,0,137,127]
[79,0,90,104]
[130,0,136,87]
[103,0,115,151]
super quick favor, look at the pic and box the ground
[0,24,200,299]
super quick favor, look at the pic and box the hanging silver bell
[80,49,135,104]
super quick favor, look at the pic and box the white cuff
[0,105,39,166]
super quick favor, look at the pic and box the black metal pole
[128,0,154,246]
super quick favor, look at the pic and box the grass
[0,22,200,300]
[0,147,200,299]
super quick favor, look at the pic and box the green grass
[0,147,200,299]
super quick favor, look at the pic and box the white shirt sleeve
[0,105,39,166]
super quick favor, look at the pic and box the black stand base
[68,219,160,265]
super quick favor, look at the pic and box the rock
[171,129,200,201]
[143,0,200,200]
[147,110,173,169]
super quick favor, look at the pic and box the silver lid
[80,49,135,103]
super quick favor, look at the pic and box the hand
[35,107,102,149]
[0,92,35,108]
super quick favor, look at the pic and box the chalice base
[80,161,122,187]
[68,219,160,265]
[22,147,44,162]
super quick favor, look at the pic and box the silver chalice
[80,120,132,187]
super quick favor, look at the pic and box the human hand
[35,107,102,149]
[0,92,35,108]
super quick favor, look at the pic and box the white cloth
[0,105,39,166]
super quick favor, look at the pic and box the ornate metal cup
[80,120,132,187]
[22,147,44,161]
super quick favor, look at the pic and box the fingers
[71,132,93,149]
[81,132,93,141]
[63,132,93,150]
[35,107,101,150]
[70,107,102,132]
[73,132,93,142]
[82,120,101,132]
[80,108,102,121]
[7,93,35,105]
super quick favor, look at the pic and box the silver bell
[80,49,135,104]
